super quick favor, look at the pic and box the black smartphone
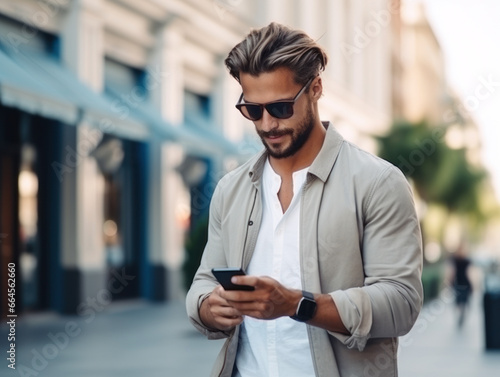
[212,267,255,291]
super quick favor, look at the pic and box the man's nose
[259,108,278,132]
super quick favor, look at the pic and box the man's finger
[220,289,256,303]
[216,316,244,330]
[212,305,242,318]
[211,286,239,306]
[231,274,260,287]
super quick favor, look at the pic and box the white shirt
[234,159,315,377]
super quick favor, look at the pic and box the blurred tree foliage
[377,121,488,221]
[378,121,493,300]
[182,214,209,291]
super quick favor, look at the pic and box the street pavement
[1,292,499,377]
[399,291,500,377]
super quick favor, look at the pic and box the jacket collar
[309,121,344,182]
[248,121,344,184]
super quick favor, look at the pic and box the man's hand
[200,286,244,332]
[218,275,301,320]
[201,275,350,335]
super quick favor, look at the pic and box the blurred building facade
[396,1,498,263]
[398,1,483,161]
[0,0,240,315]
[399,1,447,125]
[0,0,400,315]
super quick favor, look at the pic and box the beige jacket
[186,122,423,377]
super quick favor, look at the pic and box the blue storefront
[0,13,235,316]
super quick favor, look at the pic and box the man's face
[239,68,316,159]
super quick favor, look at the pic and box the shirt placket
[267,173,283,377]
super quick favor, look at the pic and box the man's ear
[311,77,323,100]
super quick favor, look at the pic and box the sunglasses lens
[267,102,294,119]
[240,105,263,121]
[237,101,295,120]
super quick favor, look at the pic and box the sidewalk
[399,292,500,376]
[1,293,499,376]
[1,300,225,377]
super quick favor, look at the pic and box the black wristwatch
[290,290,317,322]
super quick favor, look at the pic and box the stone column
[147,23,189,300]
[59,0,106,313]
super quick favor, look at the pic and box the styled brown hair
[225,22,328,86]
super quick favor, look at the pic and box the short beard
[258,108,315,159]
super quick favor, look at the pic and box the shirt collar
[248,121,344,184]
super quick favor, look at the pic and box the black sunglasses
[235,76,315,121]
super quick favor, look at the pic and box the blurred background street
[1,293,499,376]
[1,0,500,375]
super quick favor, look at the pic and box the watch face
[299,297,317,320]
[292,291,317,322]
[290,291,316,322]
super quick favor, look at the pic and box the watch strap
[300,290,314,301]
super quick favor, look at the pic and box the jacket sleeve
[185,182,233,340]
[329,165,423,351]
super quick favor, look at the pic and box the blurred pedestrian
[449,244,473,328]
[186,22,423,377]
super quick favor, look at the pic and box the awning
[184,112,240,156]
[0,44,149,140]
[133,102,238,157]
[0,43,239,157]
[105,88,238,157]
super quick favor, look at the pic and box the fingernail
[231,276,238,284]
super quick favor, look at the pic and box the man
[186,22,423,377]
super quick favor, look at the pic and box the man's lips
[260,130,292,142]
[267,134,284,141]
